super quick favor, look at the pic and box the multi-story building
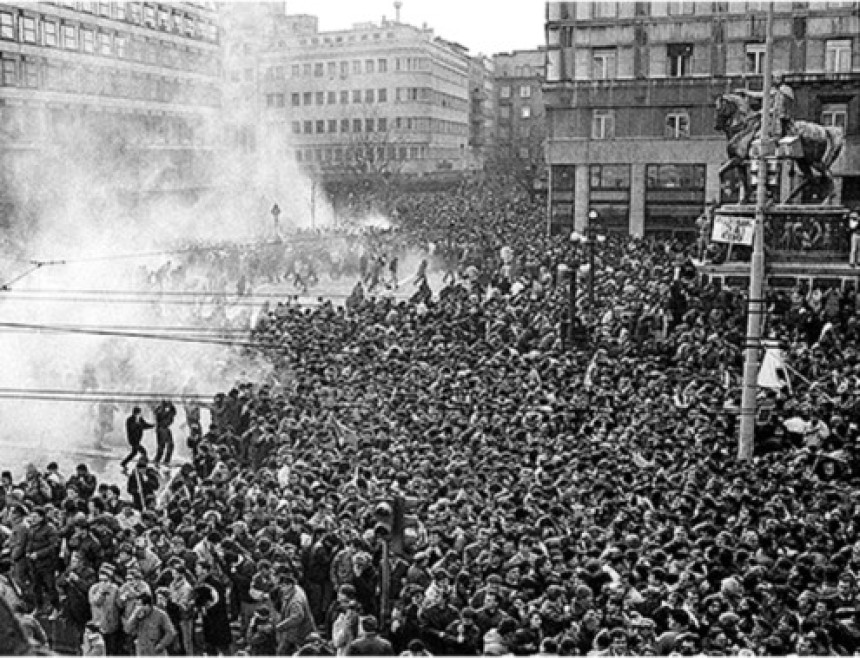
[544,1,860,238]
[0,1,221,218]
[493,48,547,194]
[468,54,496,167]
[257,16,472,177]
[221,2,316,156]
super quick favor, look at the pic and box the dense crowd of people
[2,177,860,657]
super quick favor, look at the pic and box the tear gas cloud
[0,110,342,466]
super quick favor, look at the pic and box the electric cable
[0,393,212,405]
[0,292,384,307]
[0,387,215,401]
[0,321,277,350]
[3,287,345,299]
[0,264,44,291]
[0,321,251,335]
[26,235,345,267]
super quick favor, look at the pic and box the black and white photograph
[0,0,859,655]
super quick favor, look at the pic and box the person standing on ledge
[121,407,154,471]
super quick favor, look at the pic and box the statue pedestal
[702,204,856,291]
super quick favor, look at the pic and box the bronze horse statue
[714,92,844,204]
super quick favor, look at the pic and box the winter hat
[484,630,507,656]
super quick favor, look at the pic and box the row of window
[552,164,707,195]
[276,87,468,111]
[295,144,428,164]
[552,1,854,21]
[1,105,209,146]
[280,56,430,80]
[588,104,847,140]
[0,13,217,75]
[288,116,467,136]
[499,84,534,99]
[296,31,397,48]
[495,64,537,78]
[585,39,853,81]
[276,88,390,107]
[0,54,219,105]
[499,106,536,120]
[1,5,218,43]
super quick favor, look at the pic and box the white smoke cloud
[0,106,335,470]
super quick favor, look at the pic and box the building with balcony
[544,1,860,238]
[468,54,495,167]
[0,1,222,220]
[257,16,472,177]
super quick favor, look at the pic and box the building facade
[544,1,860,238]
[468,54,496,168]
[257,17,473,177]
[0,1,222,216]
[493,48,547,194]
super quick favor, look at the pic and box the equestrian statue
[714,75,844,205]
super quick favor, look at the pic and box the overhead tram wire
[1,234,357,292]
[0,321,252,335]
[0,393,217,406]
[2,287,348,299]
[0,390,401,410]
[0,264,48,291]
[0,291,366,307]
[0,387,216,401]
[21,236,340,268]
[0,321,276,350]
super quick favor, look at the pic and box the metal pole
[546,165,553,237]
[569,263,577,348]
[311,180,317,229]
[588,239,595,308]
[380,539,390,632]
[738,2,774,461]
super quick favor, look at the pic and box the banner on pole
[711,214,754,246]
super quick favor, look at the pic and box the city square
[0,1,859,656]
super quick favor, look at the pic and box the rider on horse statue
[716,74,843,204]
[736,74,796,142]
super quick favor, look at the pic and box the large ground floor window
[645,164,706,240]
[548,165,575,236]
[589,164,630,233]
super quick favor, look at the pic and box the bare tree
[325,104,407,180]
[487,120,546,201]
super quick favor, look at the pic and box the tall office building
[257,16,473,177]
[544,1,859,238]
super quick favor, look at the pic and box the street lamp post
[585,210,606,308]
[569,262,577,346]
[567,233,593,349]
[271,203,281,238]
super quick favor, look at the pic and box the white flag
[758,341,792,393]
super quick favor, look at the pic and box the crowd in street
[2,178,860,657]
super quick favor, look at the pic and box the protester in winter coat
[345,616,394,656]
[88,562,122,655]
[195,559,232,655]
[273,573,316,655]
[25,507,59,614]
[123,592,176,656]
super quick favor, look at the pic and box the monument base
[702,203,854,290]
